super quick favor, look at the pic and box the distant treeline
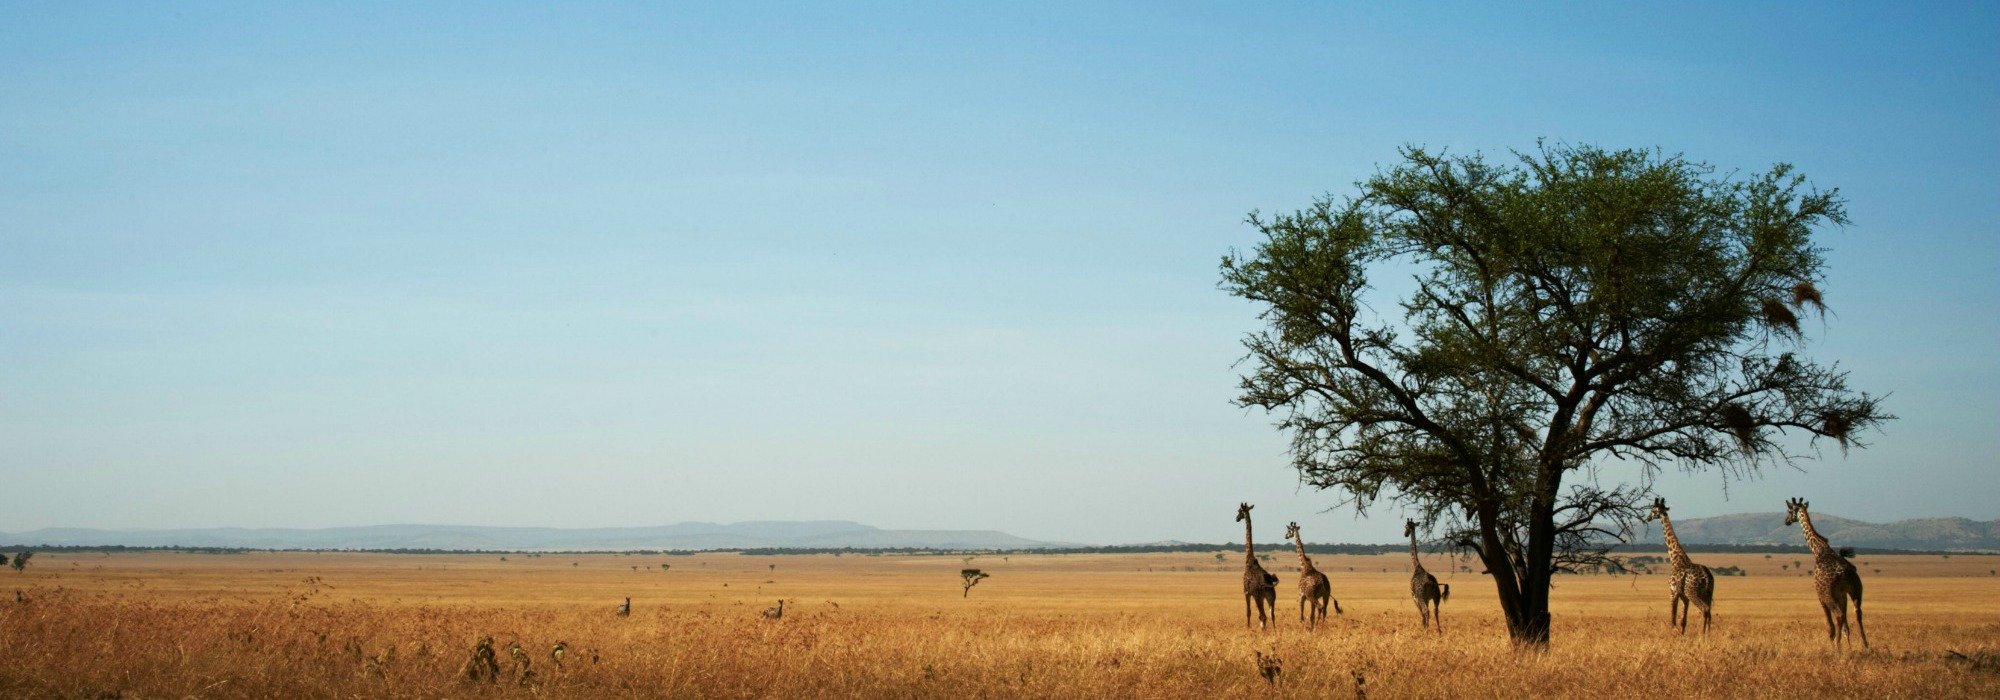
[0,544,690,556]
[3,542,1985,557]
[742,542,1988,557]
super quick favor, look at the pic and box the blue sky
[3,2,1995,544]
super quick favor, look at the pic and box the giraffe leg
[1416,600,1429,629]
[1245,594,1253,629]
[1836,600,1850,648]
[1821,603,1837,644]
[1852,589,1867,649]
[1671,594,1682,632]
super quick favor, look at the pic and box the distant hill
[1633,513,2000,552]
[0,521,1063,552]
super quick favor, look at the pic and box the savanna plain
[1,549,1996,698]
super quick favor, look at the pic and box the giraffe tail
[1438,583,1450,602]
[1332,598,1344,615]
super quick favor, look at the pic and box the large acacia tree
[1221,144,1888,646]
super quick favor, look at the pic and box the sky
[3,2,1996,545]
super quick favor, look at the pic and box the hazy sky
[4,3,1996,544]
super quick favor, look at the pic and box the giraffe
[1236,503,1279,629]
[1284,521,1340,628]
[1404,520,1447,631]
[1784,498,1867,648]
[1645,497,1715,634]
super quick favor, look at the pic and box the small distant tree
[960,568,990,597]
[10,552,30,572]
[1223,143,1888,646]
[661,563,671,570]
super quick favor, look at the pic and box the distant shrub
[1712,566,1746,577]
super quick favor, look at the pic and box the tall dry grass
[1,551,1996,698]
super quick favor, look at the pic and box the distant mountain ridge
[8,513,1992,553]
[1633,513,2000,551]
[0,521,1062,551]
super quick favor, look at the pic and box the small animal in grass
[460,636,499,683]
[507,641,534,686]
[615,597,631,617]
[762,600,785,619]
[1254,651,1281,685]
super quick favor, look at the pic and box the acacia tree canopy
[1221,143,1889,646]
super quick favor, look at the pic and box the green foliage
[1221,143,1890,643]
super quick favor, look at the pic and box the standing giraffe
[1235,503,1279,629]
[1284,521,1340,628]
[1784,498,1867,648]
[1645,497,1715,634]
[1404,520,1447,631]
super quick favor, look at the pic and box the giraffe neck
[1243,515,1256,562]
[1659,514,1692,566]
[1408,531,1423,572]
[1798,512,1834,559]
[1292,535,1316,572]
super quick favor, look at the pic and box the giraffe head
[1783,497,1809,526]
[1403,519,1418,538]
[1284,521,1301,540]
[1644,497,1669,523]
[1236,502,1254,523]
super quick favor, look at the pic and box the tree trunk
[1512,493,1555,648]
[1478,472,1561,649]
[1475,502,1530,645]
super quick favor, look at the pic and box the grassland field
[1,549,1996,698]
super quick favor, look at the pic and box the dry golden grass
[2,550,1997,698]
